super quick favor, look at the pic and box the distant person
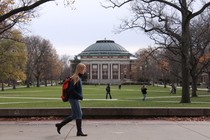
[170,84,176,94]
[55,63,87,136]
[207,86,210,92]
[118,83,121,89]
[141,85,147,101]
[106,84,112,99]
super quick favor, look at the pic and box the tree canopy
[0,29,27,90]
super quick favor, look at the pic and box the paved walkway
[1,119,210,140]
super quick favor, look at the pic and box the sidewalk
[0,120,210,140]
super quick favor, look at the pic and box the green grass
[0,85,210,108]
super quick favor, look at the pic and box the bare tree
[51,55,64,86]
[104,0,210,103]
[25,35,62,87]
[135,47,158,85]
[42,47,62,86]
[189,14,210,97]
[136,47,180,87]
[24,35,57,87]
[59,55,71,81]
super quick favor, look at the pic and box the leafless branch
[0,0,53,23]
[190,2,210,19]
[102,0,134,8]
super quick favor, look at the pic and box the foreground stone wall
[0,108,210,118]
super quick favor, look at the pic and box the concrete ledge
[0,108,210,118]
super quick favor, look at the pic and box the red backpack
[61,77,73,102]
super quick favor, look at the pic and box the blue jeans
[69,99,83,120]
[143,94,147,101]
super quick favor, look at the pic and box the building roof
[78,40,131,56]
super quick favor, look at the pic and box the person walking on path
[106,84,112,99]
[170,83,176,94]
[55,63,87,136]
[141,85,147,101]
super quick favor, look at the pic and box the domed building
[73,39,135,84]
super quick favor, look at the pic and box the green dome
[79,40,131,56]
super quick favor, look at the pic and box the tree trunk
[180,1,191,103]
[191,76,198,97]
[26,78,31,88]
[208,72,210,86]
[45,79,47,87]
[1,82,4,91]
[163,80,167,88]
[180,47,191,103]
[180,66,191,103]
[12,80,16,89]
[36,77,40,87]
[26,82,30,88]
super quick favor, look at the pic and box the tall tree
[104,0,210,103]
[24,35,61,87]
[134,47,158,84]
[42,47,61,87]
[0,29,27,91]
[59,55,71,81]
[189,15,210,97]
[24,36,46,87]
[49,51,63,86]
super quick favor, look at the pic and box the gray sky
[27,0,154,56]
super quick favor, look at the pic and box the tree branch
[142,0,182,12]
[102,0,134,8]
[190,2,210,20]
[0,0,53,23]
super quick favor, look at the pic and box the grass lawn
[0,85,210,108]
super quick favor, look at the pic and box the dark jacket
[106,85,110,92]
[141,87,147,94]
[68,78,83,100]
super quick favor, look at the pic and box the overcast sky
[27,0,154,56]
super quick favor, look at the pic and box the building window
[92,64,98,79]
[123,65,127,79]
[112,64,118,79]
[102,64,108,79]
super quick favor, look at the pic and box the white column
[90,64,92,80]
[118,64,120,80]
[97,64,99,80]
[110,63,112,80]
[108,64,110,81]
[100,63,103,80]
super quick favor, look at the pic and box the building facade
[71,40,134,84]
